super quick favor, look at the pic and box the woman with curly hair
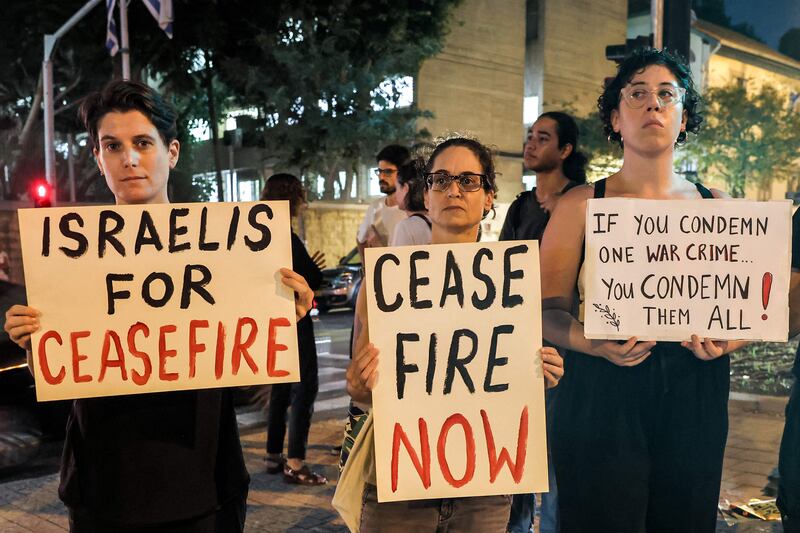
[539,48,746,532]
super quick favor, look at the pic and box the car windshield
[340,247,361,266]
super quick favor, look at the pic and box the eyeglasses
[424,172,486,192]
[373,168,398,177]
[620,85,686,109]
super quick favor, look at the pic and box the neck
[534,168,570,196]
[615,147,677,195]
[431,224,479,245]
[384,193,398,207]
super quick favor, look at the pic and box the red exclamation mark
[762,272,773,320]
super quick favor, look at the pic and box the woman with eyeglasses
[539,48,746,533]
[345,136,564,532]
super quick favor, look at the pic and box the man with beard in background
[356,145,409,258]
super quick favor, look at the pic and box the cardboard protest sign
[584,199,791,342]
[18,201,299,401]
[365,241,548,502]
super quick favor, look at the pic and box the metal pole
[42,0,103,195]
[43,48,57,193]
[229,144,237,202]
[67,133,76,202]
[119,0,131,79]
[652,0,664,49]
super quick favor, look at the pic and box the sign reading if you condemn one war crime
[365,241,548,503]
[18,201,299,402]
[584,199,791,342]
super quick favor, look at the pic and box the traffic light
[31,180,52,208]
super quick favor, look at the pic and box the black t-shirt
[60,388,249,527]
[792,209,800,377]
[499,182,580,242]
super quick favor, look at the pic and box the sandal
[265,454,286,474]
[283,464,328,486]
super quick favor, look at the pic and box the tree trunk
[343,161,355,201]
[203,68,225,202]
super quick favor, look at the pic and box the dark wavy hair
[598,48,703,148]
[538,111,588,183]
[375,144,411,167]
[260,173,306,217]
[80,80,178,151]
[397,158,427,212]
[424,137,499,195]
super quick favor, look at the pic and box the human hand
[364,225,386,248]
[280,268,314,321]
[4,305,40,352]
[346,342,380,403]
[681,334,728,361]
[540,346,564,389]
[590,337,655,367]
[310,250,327,270]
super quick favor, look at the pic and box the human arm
[346,283,377,403]
[540,187,654,366]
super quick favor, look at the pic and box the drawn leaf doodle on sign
[592,303,621,331]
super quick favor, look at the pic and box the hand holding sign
[5,304,40,352]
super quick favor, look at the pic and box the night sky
[725,0,800,50]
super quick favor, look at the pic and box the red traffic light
[31,180,52,208]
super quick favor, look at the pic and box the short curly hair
[598,48,703,148]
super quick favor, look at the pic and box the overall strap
[594,179,607,198]
[694,181,714,199]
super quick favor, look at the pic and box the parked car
[0,281,70,474]
[314,247,362,313]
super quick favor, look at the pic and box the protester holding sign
[540,48,747,532]
[779,208,800,531]
[501,111,589,533]
[343,137,564,533]
[4,81,314,532]
[261,173,327,486]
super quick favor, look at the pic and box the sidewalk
[0,395,788,532]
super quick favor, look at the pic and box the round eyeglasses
[620,85,686,109]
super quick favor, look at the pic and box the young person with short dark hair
[4,81,314,532]
[356,144,410,255]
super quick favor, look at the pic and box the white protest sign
[18,201,299,401]
[584,199,791,342]
[365,241,548,502]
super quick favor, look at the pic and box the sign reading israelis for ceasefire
[583,199,791,342]
[365,241,548,502]
[18,201,300,402]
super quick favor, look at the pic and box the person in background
[389,158,431,246]
[356,145,409,256]
[262,173,327,485]
[502,110,588,533]
[779,207,800,532]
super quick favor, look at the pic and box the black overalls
[551,179,730,533]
